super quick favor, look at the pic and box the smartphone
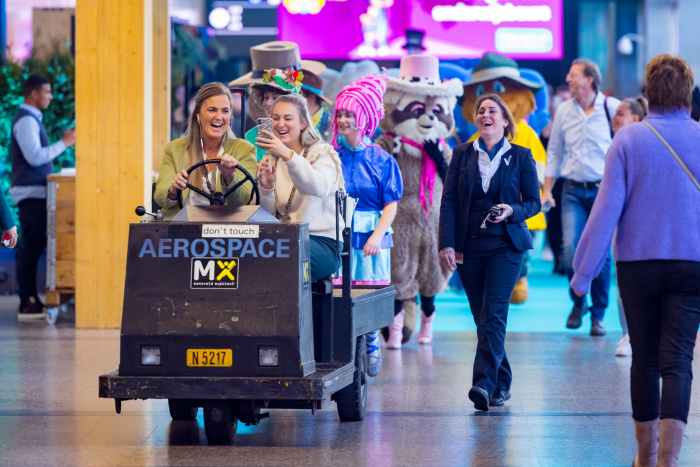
[257,118,273,138]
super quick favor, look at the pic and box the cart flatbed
[99,361,354,402]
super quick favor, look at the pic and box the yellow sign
[186,349,233,367]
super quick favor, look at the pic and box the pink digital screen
[278,0,563,60]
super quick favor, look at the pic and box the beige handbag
[643,121,700,191]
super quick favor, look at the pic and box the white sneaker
[615,334,632,357]
[366,329,382,376]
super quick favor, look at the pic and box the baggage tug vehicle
[99,162,395,444]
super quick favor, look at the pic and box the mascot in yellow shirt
[462,53,547,304]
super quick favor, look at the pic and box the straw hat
[300,69,334,106]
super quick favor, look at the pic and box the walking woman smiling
[438,94,541,411]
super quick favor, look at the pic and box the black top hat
[403,29,426,51]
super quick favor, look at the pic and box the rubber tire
[168,399,198,421]
[335,335,368,421]
[203,400,237,444]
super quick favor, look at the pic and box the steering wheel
[177,159,259,208]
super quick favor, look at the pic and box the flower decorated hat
[228,41,326,88]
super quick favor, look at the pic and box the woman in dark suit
[439,94,541,411]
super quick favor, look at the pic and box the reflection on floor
[0,300,698,466]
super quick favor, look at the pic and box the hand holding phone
[257,118,273,139]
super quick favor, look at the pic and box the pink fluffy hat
[330,74,389,147]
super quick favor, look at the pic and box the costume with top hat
[229,41,326,161]
[376,54,462,347]
[462,53,547,304]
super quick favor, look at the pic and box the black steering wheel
[177,159,259,208]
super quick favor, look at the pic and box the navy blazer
[439,141,541,253]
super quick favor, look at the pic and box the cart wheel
[335,335,368,421]
[203,400,238,444]
[168,399,199,421]
[45,307,58,325]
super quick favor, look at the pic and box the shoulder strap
[643,121,700,191]
[603,97,614,139]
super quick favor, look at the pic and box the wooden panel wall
[152,0,170,173]
[75,0,165,327]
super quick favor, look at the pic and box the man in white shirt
[542,59,619,337]
[10,75,75,317]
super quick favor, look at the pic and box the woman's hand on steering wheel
[169,169,189,197]
[258,157,276,190]
[256,129,292,162]
[218,154,239,185]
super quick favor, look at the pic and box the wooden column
[75,0,168,327]
[152,0,171,172]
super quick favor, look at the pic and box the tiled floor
[0,295,699,466]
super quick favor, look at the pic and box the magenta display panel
[278,0,563,61]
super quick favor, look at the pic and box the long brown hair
[474,94,518,142]
[185,82,235,181]
[273,93,321,148]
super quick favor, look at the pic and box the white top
[186,165,219,206]
[545,92,620,182]
[260,141,345,239]
[473,138,512,193]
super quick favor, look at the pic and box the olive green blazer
[154,137,258,220]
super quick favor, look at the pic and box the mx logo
[191,257,239,289]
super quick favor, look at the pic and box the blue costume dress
[337,136,403,283]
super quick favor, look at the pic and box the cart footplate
[99,362,355,401]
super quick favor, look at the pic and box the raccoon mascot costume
[377,55,463,348]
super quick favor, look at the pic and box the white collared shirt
[545,92,620,182]
[473,138,512,193]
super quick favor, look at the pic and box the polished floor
[1,290,699,466]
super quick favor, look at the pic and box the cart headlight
[258,346,278,367]
[141,345,161,366]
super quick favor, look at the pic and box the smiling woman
[154,82,258,220]
[255,93,345,281]
[439,93,540,412]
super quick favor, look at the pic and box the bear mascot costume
[377,55,463,348]
[462,53,547,304]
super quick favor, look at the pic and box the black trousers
[457,235,524,397]
[16,198,47,300]
[545,178,564,268]
[618,260,700,423]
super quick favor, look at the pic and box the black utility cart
[98,162,395,444]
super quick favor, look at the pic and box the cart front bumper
[99,362,354,401]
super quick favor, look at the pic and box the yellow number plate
[186,349,233,367]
